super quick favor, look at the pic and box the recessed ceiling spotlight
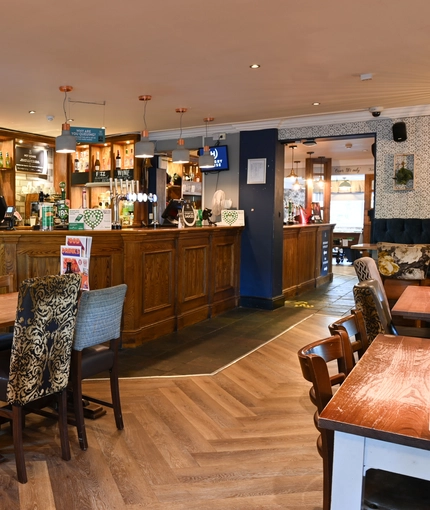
[67,118,74,123]
[312,102,320,106]
[360,73,373,81]
[249,64,260,69]
[28,110,36,114]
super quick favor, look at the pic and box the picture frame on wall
[393,153,414,191]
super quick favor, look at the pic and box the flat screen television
[0,196,7,223]
[198,145,229,172]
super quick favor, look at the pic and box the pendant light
[287,145,298,180]
[307,151,314,187]
[199,117,215,168]
[135,95,155,158]
[316,156,325,189]
[293,160,301,190]
[55,86,76,153]
[172,108,189,164]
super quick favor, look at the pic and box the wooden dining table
[391,285,430,321]
[319,333,430,510]
[0,292,18,328]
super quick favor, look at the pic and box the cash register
[0,195,15,230]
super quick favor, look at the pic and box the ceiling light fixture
[172,108,189,164]
[316,157,325,189]
[55,85,76,153]
[135,95,155,158]
[249,64,260,69]
[287,145,298,180]
[303,138,317,146]
[28,110,36,114]
[199,117,215,168]
[293,160,301,190]
[312,102,320,106]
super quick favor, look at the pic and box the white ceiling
[3,0,430,147]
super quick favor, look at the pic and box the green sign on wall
[70,127,105,143]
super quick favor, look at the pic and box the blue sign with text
[70,127,105,143]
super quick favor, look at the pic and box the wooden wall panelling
[297,227,318,294]
[282,228,299,298]
[210,228,241,316]
[176,230,211,330]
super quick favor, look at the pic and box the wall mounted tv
[198,145,229,172]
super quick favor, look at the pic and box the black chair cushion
[0,350,11,400]
[0,333,13,351]
[81,345,115,380]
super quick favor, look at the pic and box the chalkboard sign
[93,170,110,183]
[15,147,47,173]
[114,169,134,180]
[321,229,329,276]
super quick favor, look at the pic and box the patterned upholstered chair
[0,273,81,483]
[353,256,388,303]
[0,274,14,351]
[353,279,430,342]
[70,284,127,451]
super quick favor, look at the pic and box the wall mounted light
[135,95,155,158]
[55,86,76,153]
[172,108,189,164]
[199,117,215,168]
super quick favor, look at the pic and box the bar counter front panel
[0,227,242,347]
[282,223,335,299]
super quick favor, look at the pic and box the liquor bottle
[129,148,134,168]
[116,150,121,170]
[82,187,87,209]
[125,148,129,168]
[65,261,73,274]
[5,152,10,168]
[74,154,80,173]
[94,151,101,172]
[0,152,3,167]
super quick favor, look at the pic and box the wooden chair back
[0,274,13,294]
[328,309,370,362]
[297,332,354,510]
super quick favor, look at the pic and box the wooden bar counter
[0,226,242,347]
[282,223,335,298]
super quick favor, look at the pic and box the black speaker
[392,122,407,142]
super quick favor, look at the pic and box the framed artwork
[247,158,266,184]
[393,153,414,190]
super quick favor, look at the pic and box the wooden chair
[0,274,14,351]
[297,333,354,510]
[70,284,127,451]
[298,331,430,510]
[328,309,370,363]
[0,273,81,483]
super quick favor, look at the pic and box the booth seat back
[372,218,430,244]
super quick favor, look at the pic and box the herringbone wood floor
[0,313,338,510]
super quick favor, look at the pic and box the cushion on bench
[377,242,430,280]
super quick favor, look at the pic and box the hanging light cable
[55,86,76,153]
[286,145,298,180]
[135,95,155,158]
[172,108,189,164]
[199,117,215,168]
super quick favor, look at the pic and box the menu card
[60,236,92,290]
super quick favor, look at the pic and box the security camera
[369,106,384,117]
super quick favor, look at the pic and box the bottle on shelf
[116,150,122,170]
[125,148,129,168]
[65,261,73,274]
[74,154,80,173]
[82,187,88,209]
[5,152,10,168]
[94,151,101,172]
[0,152,3,167]
[130,148,134,168]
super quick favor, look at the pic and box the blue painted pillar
[239,129,285,309]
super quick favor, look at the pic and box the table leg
[330,431,365,510]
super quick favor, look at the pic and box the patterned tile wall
[279,116,430,219]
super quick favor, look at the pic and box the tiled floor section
[118,262,357,378]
